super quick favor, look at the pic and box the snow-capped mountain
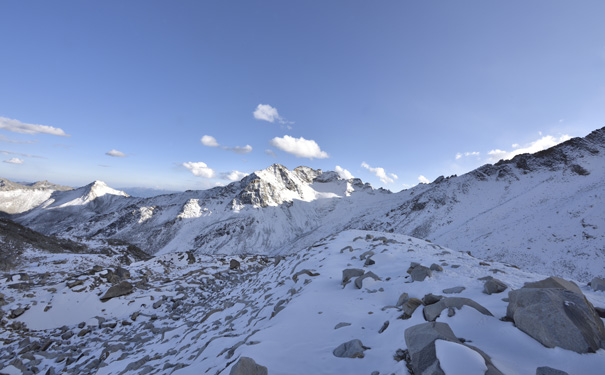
[9,127,605,282]
[0,178,73,215]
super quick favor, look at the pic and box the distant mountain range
[2,126,604,282]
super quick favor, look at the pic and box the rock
[273,255,284,266]
[507,282,605,353]
[590,277,605,292]
[9,306,27,319]
[595,307,605,318]
[100,281,134,302]
[399,298,423,319]
[483,279,508,295]
[523,276,582,295]
[78,327,91,337]
[395,292,409,307]
[230,259,241,270]
[360,250,374,260]
[422,293,443,305]
[340,246,353,253]
[430,263,443,272]
[334,322,351,330]
[229,357,268,375]
[423,297,493,322]
[61,331,73,340]
[67,279,84,288]
[404,322,503,375]
[342,269,364,286]
[292,269,319,283]
[354,271,381,289]
[333,339,369,358]
[408,263,432,282]
[378,321,389,334]
[115,266,131,280]
[536,367,569,375]
[364,258,375,266]
[442,286,465,294]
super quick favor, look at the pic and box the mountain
[117,187,182,198]
[9,127,605,282]
[0,178,73,214]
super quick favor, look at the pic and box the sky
[1,1,604,192]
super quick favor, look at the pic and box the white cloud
[229,145,253,154]
[418,175,430,184]
[222,170,248,181]
[201,135,219,147]
[0,117,69,137]
[1,149,43,158]
[106,149,127,157]
[265,149,277,158]
[0,135,37,144]
[487,134,571,163]
[456,151,480,160]
[253,104,281,123]
[361,162,397,184]
[335,166,354,179]
[3,157,24,164]
[183,161,215,178]
[270,135,329,159]
[511,143,520,148]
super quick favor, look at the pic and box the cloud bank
[106,149,127,157]
[335,166,354,180]
[361,162,398,184]
[0,117,69,137]
[183,161,215,178]
[486,134,571,163]
[201,135,253,154]
[222,170,248,182]
[3,157,24,164]
[270,135,329,159]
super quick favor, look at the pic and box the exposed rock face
[404,322,503,375]
[229,357,268,375]
[423,297,493,322]
[507,277,605,353]
[333,339,369,358]
[342,269,364,286]
[536,367,569,375]
[230,259,241,270]
[354,271,381,289]
[100,281,134,302]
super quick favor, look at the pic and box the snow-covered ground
[2,230,604,374]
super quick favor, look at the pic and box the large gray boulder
[590,277,605,292]
[333,339,369,358]
[229,357,268,375]
[100,281,133,302]
[423,297,493,322]
[354,271,381,289]
[408,263,432,282]
[536,367,569,375]
[507,278,605,353]
[483,279,508,295]
[404,322,503,375]
[342,269,364,286]
[524,276,582,295]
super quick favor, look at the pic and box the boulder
[364,257,375,266]
[523,276,582,295]
[354,271,381,289]
[342,269,364,286]
[292,269,320,283]
[404,322,503,375]
[229,357,268,375]
[395,292,409,307]
[430,263,444,272]
[590,277,605,292]
[483,279,508,295]
[399,298,423,319]
[230,259,241,270]
[333,339,369,358]
[408,264,432,282]
[507,283,605,353]
[442,286,465,294]
[536,367,569,375]
[422,293,443,305]
[115,267,131,280]
[100,281,133,302]
[423,297,493,322]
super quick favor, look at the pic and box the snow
[435,339,487,375]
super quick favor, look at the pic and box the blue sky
[1,1,604,191]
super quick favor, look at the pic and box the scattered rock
[364,258,375,266]
[8,307,27,319]
[333,339,369,358]
[334,322,351,330]
[423,297,493,322]
[340,246,353,253]
[422,293,443,305]
[590,277,605,292]
[536,367,569,375]
[354,271,381,289]
[360,250,374,260]
[399,298,423,319]
[100,281,134,302]
[507,278,605,353]
[292,269,320,283]
[430,263,443,272]
[378,321,389,334]
[115,266,131,280]
[229,357,268,375]
[67,279,84,288]
[230,259,241,270]
[395,292,409,307]
[407,263,432,282]
[483,279,508,295]
[442,286,465,294]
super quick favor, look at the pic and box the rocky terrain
[1,230,604,374]
[0,179,73,215]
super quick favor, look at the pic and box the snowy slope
[1,230,604,374]
[0,178,73,214]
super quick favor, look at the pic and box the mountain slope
[0,178,73,214]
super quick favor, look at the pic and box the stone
[483,279,508,295]
[342,269,365,286]
[399,298,423,319]
[354,271,381,289]
[507,283,605,353]
[378,321,389,334]
[408,264,432,282]
[364,258,375,266]
[100,281,133,302]
[360,250,374,260]
[334,322,351,330]
[404,322,503,375]
[536,367,569,375]
[422,293,443,305]
[430,263,443,272]
[229,357,268,375]
[423,297,493,322]
[292,269,319,283]
[590,277,605,292]
[523,276,582,295]
[333,339,369,358]
[230,259,241,270]
[442,286,465,294]
[115,267,131,280]
[9,307,27,319]
[395,292,409,307]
